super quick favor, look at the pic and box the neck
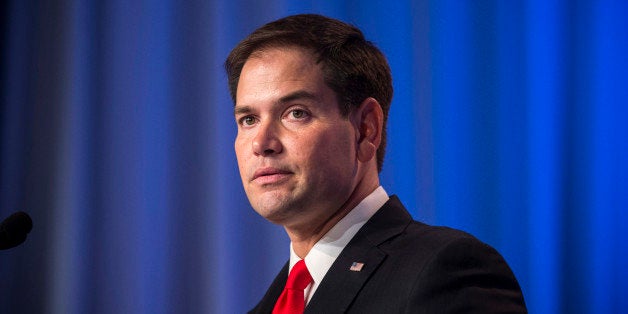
[287,202,354,258]
[287,173,380,258]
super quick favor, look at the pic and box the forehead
[235,47,329,106]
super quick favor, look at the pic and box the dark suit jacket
[249,196,527,313]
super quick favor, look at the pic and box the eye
[239,116,257,126]
[288,109,309,120]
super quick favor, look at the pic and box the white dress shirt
[288,186,389,304]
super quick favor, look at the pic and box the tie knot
[286,260,312,290]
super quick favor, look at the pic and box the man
[226,14,527,313]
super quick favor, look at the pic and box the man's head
[227,14,391,230]
[225,14,393,172]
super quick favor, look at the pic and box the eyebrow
[234,105,252,116]
[278,90,319,104]
[234,90,320,116]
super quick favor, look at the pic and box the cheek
[234,137,249,175]
[234,138,242,161]
[297,127,356,171]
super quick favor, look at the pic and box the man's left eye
[290,109,307,119]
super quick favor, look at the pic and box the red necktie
[272,260,313,314]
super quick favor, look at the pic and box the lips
[252,167,293,184]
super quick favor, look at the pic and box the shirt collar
[289,186,389,301]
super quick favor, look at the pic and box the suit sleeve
[407,237,527,313]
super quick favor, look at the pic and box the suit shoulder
[370,196,500,262]
[374,222,527,312]
[393,220,490,253]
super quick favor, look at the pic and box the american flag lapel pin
[349,262,364,272]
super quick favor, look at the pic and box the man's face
[234,47,359,228]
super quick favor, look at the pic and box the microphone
[0,211,33,250]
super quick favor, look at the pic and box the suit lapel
[305,196,412,313]
[304,239,386,313]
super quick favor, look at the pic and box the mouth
[252,167,293,185]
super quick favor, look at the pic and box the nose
[252,121,283,156]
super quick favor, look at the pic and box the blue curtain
[1,1,626,313]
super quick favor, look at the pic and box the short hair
[225,14,393,172]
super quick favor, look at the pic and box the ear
[352,97,384,163]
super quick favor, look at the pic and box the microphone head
[0,211,33,250]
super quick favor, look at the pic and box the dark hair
[225,14,393,172]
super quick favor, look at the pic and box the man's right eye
[240,116,256,126]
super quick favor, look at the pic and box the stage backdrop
[1,1,626,313]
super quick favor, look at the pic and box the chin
[255,207,293,225]
[254,196,307,224]
[252,196,289,217]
